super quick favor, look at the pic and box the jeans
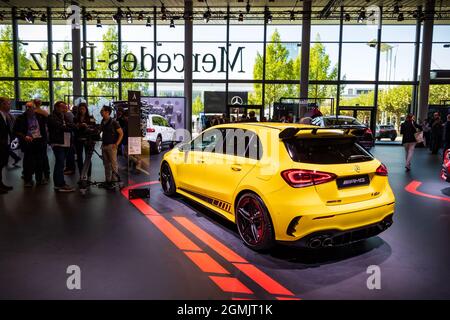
[102,144,118,182]
[23,139,46,183]
[404,142,416,169]
[52,146,69,188]
[65,145,76,171]
[75,140,92,177]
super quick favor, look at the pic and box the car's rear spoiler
[278,126,353,140]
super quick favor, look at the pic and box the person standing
[431,112,443,155]
[5,108,21,167]
[0,97,13,194]
[63,104,76,175]
[48,101,75,192]
[100,106,123,189]
[33,98,50,181]
[400,114,420,172]
[444,114,450,153]
[13,101,48,187]
[74,103,95,178]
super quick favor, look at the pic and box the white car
[144,114,176,154]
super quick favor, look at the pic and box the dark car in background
[376,125,397,141]
[312,115,375,150]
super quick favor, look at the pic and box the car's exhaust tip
[309,238,322,249]
[322,237,333,247]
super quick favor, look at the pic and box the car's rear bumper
[280,214,393,248]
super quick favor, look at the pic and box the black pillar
[300,0,312,117]
[418,0,435,122]
[372,6,382,134]
[47,7,54,108]
[184,0,193,133]
[71,9,82,104]
[12,7,20,103]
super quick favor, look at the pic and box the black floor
[0,144,449,299]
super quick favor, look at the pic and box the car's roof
[213,122,317,131]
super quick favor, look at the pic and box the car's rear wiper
[347,154,372,162]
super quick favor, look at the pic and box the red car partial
[441,149,450,182]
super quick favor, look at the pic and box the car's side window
[223,128,262,160]
[190,129,224,153]
[152,116,162,126]
[161,118,170,127]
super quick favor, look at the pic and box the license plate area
[336,174,370,189]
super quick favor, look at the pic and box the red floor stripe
[209,276,253,294]
[184,252,230,275]
[405,180,450,203]
[173,217,248,263]
[143,215,202,252]
[233,263,294,296]
[131,198,161,216]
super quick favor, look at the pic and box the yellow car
[160,123,395,251]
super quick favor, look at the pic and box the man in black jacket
[0,97,13,194]
[47,101,75,193]
[14,101,48,187]
[400,114,420,172]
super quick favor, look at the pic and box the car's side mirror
[178,142,190,152]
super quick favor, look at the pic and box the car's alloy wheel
[236,193,274,251]
[160,162,176,196]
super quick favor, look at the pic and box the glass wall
[0,7,449,127]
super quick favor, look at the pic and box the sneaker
[55,185,75,193]
[64,169,75,175]
[24,181,34,188]
[0,183,13,191]
[37,179,49,186]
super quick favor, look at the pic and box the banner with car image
[141,97,186,131]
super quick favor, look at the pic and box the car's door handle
[231,164,242,172]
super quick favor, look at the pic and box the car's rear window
[285,137,373,164]
[324,118,363,126]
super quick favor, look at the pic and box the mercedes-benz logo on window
[231,96,243,105]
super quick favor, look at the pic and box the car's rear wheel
[160,162,176,196]
[150,135,162,154]
[236,193,274,251]
[390,135,396,141]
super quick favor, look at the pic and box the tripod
[78,137,123,196]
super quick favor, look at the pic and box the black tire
[376,137,381,141]
[390,135,396,141]
[235,192,275,251]
[160,162,176,196]
[150,135,162,154]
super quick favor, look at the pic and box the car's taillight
[365,128,372,135]
[146,128,155,133]
[375,163,388,176]
[281,169,337,188]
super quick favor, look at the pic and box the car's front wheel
[235,193,275,251]
[160,162,176,196]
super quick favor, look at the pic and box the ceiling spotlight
[246,1,251,14]
[25,11,35,24]
[397,12,404,21]
[112,8,123,23]
[85,12,93,21]
[393,5,400,15]
[203,10,211,23]
[96,18,102,27]
[138,12,144,21]
[344,13,351,21]
[161,4,166,15]
[265,7,272,24]
[289,11,295,21]
[126,11,132,24]
[443,44,450,48]
[40,13,47,22]
[357,8,366,23]
[146,17,152,27]
[170,19,175,28]
[162,13,167,21]
[238,12,244,22]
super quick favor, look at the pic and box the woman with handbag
[400,114,422,172]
